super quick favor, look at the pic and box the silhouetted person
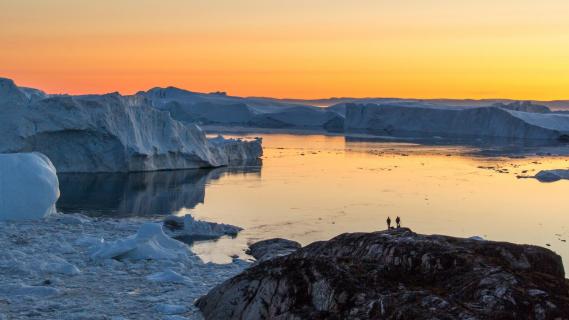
[386,216,391,229]
[396,216,401,228]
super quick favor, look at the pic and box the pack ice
[345,102,569,141]
[0,152,59,220]
[0,78,262,173]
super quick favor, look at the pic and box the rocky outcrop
[246,238,301,263]
[196,228,569,320]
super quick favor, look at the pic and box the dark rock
[246,238,301,263]
[196,228,569,320]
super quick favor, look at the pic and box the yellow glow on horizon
[1,0,569,99]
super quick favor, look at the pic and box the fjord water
[59,134,569,268]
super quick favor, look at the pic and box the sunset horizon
[3,0,569,100]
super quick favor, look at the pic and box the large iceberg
[0,152,59,220]
[138,87,344,131]
[345,102,569,141]
[0,78,262,173]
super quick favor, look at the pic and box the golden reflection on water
[188,134,569,269]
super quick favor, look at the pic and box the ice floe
[0,152,59,220]
[164,214,242,241]
[90,223,191,261]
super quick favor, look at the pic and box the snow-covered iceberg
[164,214,242,240]
[0,78,262,173]
[90,223,190,261]
[345,102,569,141]
[0,152,59,220]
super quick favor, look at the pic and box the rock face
[196,228,569,320]
[0,78,262,173]
[246,238,302,263]
[345,102,569,141]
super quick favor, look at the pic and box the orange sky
[1,0,569,99]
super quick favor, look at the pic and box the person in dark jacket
[396,216,401,228]
[386,216,392,229]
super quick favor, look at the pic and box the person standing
[386,216,391,229]
[396,216,401,228]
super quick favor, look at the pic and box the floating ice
[155,303,188,315]
[146,269,191,284]
[345,102,569,141]
[90,223,190,261]
[0,78,262,173]
[164,214,242,240]
[0,152,59,220]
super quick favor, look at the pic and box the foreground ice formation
[90,223,190,261]
[197,228,569,319]
[0,78,262,173]
[0,216,248,318]
[0,152,59,220]
[345,102,569,141]
[164,214,243,240]
[534,169,569,182]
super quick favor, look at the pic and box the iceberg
[0,152,59,220]
[90,223,190,261]
[0,78,262,173]
[138,86,344,131]
[344,102,569,141]
[164,214,242,240]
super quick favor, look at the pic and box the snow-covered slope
[0,152,59,220]
[138,87,344,131]
[345,102,569,141]
[0,78,262,173]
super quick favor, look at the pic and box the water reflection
[345,135,569,157]
[57,164,261,216]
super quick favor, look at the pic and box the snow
[90,223,191,261]
[0,78,262,173]
[0,216,249,319]
[345,102,569,141]
[155,303,189,315]
[164,214,242,240]
[146,269,192,284]
[0,152,60,220]
[534,169,569,182]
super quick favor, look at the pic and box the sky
[1,0,569,99]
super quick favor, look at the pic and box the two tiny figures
[386,216,401,229]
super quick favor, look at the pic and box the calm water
[59,134,569,269]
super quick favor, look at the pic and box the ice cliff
[0,78,262,172]
[0,152,60,220]
[345,102,569,141]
